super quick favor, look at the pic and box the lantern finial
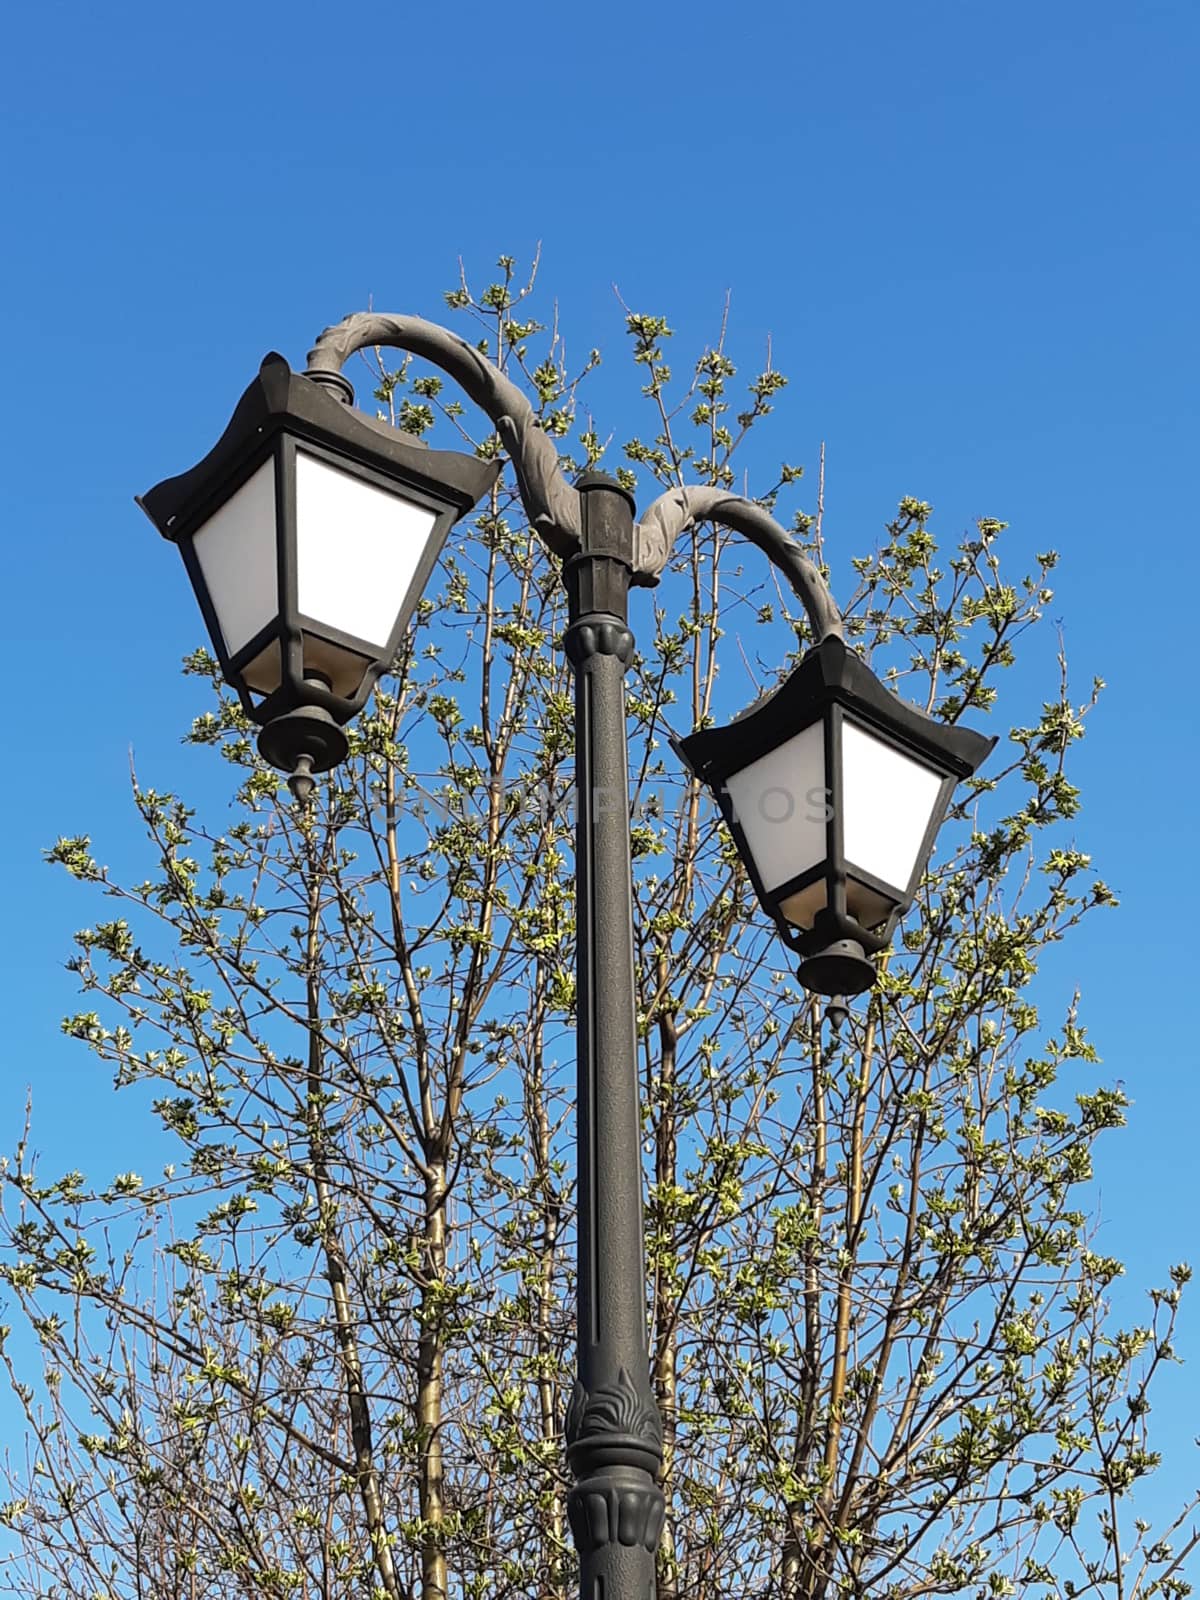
[799,937,877,998]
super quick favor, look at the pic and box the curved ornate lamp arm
[635,485,844,642]
[307,315,841,636]
[306,312,581,559]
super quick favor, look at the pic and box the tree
[1,254,1195,1600]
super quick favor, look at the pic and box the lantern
[138,353,499,789]
[674,635,995,995]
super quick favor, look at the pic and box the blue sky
[1,0,1198,1535]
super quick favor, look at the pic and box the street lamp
[141,311,995,1600]
[137,352,499,799]
[673,632,994,997]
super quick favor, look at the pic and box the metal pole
[563,473,665,1600]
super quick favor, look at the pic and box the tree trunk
[654,1004,679,1600]
[417,1158,450,1600]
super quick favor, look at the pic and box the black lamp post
[141,311,995,1600]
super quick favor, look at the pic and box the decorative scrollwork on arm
[634,485,843,642]
[306,312,581,559]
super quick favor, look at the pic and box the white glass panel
[723,721,827,895]
[295,452,439,649]
[841,721,944,895]
[191,457,278,657]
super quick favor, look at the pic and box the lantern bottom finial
[798,938,876,998]
[258,701,350,803]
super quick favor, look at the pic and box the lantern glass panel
[724,720,826,902]
[298,637,373,699]
[240,640,284,697]
[295,451,439,650]
[841,720,944,895]
[191,456,278,659]
[845,879,896,932]
[778,878,827,930]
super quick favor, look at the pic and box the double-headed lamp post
[140,313,994,1600]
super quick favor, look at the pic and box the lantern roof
[675,634,996,786]
[137,353,501,543]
